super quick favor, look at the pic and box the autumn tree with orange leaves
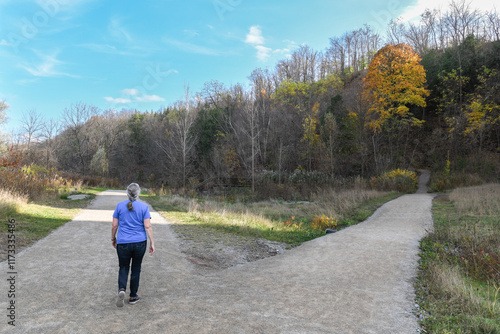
[363,43,429,132]
[363,43,429,170]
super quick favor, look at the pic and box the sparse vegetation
[417,184,500,333]
[144,187,398,246]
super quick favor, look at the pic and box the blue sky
[0,0,496,133]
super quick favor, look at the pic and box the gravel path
[1,173,434,333]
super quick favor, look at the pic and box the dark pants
[117,240,147,298]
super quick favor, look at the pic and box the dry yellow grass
[449,183,500,216]
[0,188,28,217]
[430,264,484,315]
[158,187,388,222]
[418,183,500,333]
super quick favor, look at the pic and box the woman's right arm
[111,217,119,249]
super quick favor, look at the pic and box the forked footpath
[0,173,434,333]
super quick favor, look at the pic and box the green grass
[417,184,500,334]
[338,192,401,227]
[144,196,323,245]
[143,189,399,246]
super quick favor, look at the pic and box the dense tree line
[6,1,500,190]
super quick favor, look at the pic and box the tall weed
[0,188,28,217]
[450,184,500,216]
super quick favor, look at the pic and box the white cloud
[108,17,132,42]
[21,59,59,77]
[78,43,138,56]
[20,51,77,78]
[104,97,131,103]
[15,78,39,85]
[399,0,498,22]
[105,90,165,104]
[255,45,272,61]
[183,29,200,38]
[399,0,446,22]
[244,25,283,62]
[245,25,264,45]
[273,40,298,57]
[35,0,98,10]
[0,39,10,46]
[164,38,220,55]
[122,88,140,95]
[136,94,165,102]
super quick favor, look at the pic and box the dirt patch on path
[171,224,288,270]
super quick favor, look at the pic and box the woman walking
[111,183,155,307]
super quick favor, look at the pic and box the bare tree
[327,27,380,77]
[387,19,407,45]
[155,87,198,188]
[320,113,338,176]
[20,109,44,149]
[419,9,446,51]
[60,103,100,175]
[444,0,482,45]
[249,68,274,165]
[40,119,61,168]
[230,92,260,192]
[275,45,320,83]
[486,9,500,40]
[201,80,226,109]
[90,108,125,176]
[405,21,431,55]
[294,45,319,82]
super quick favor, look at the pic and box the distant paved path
[1,174,434,333]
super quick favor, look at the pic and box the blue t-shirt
[113,200,151,244]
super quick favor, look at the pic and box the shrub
[0,164,93,200]
[310,214,338,231]
[60,171,120,189]
[370,169,418,193]
[0,165,58,200]
[429,172,483,192]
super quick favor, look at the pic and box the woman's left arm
[144,218,155,255]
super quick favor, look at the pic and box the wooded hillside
[5,1,500,192]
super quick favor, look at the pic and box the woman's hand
[112,239,117,249]
[149,243,155,256]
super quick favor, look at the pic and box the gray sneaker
[116,290,126,307]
